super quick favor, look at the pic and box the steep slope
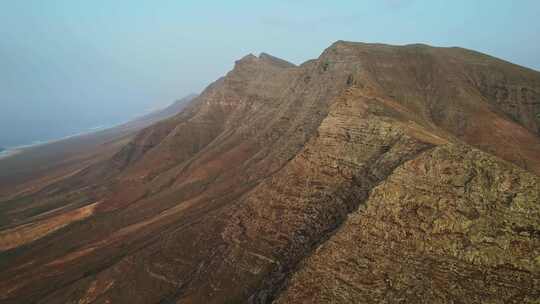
[0,42,539,304]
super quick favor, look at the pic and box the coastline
[0,97,193,163]
[0,149,23,160]
[0,125,115,162]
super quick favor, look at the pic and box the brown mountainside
[0,41,539,304]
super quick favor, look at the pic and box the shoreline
[0,149,23,160]
[0,125,117,162]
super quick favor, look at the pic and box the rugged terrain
[0,41,539,304]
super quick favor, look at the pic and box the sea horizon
[0,106,168,158]
[0,124,115,160]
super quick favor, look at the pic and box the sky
[1,0,539,147]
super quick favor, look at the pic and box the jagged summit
[234,52,295,69]
[259,52,296,68]
[234,53,258,64]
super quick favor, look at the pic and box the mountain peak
[326,40,436,53]
[235,53,258,64]
[234,52,295,69]
[259,52,296,68]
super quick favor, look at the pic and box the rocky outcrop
[277,144,540,303]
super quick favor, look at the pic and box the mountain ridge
[0,41,539,304]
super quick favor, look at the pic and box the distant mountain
[116,93,198,132]
[0,42,539,304]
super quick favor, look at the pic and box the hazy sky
[1,0,539,147]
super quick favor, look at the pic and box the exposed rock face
[0,42,539,304]
[277,144,540,303]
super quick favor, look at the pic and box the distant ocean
[0,106,166,161]
[0,124,113,161]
